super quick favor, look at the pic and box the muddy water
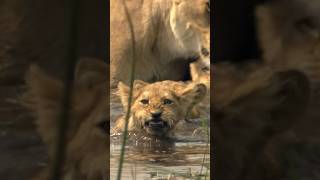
[110,91,210,180]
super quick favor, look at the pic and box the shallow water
[110,91,210,180]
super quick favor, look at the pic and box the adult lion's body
[110,0,210,88]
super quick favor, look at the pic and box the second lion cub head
[114,80,207,137]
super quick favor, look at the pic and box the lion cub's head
[22,58,108,180]
[114,80,206,136]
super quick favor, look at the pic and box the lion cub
[112,80,207,137]
[22,58,108,180]
[188,56,211,118]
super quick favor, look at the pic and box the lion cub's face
[190,58,210,90]
[117,80,206,136]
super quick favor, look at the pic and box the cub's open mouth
[144,119,169,135]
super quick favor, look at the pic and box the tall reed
[116,0,137,179]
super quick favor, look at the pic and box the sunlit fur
[110,0,210,87]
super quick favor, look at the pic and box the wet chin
[145,127,167,136]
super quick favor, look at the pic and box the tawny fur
[213,64,312,180]
[186,20,210,118]
[112,80,207,137]
[110,0,210,88]
[22,58,109,180]
[256,0,320,83]
[255,3,320,178]
[188,56,210,118]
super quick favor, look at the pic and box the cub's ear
[22,65,63,106]
[179,83,207,106]
[255,4,282,62]
[133,80,149,90]
[74,57,107,89]
[117,81,129,107]
[21,65,63,153]
[117,80,148,108]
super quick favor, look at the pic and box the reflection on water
[110,91,210,179]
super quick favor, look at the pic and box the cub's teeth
[149,121,164,127]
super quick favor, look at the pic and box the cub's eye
[140,99,149,105]
[201,47,210,57]
[163,99,173,105]
[201,66,210,72]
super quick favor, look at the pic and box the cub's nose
[151,111,162,119]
